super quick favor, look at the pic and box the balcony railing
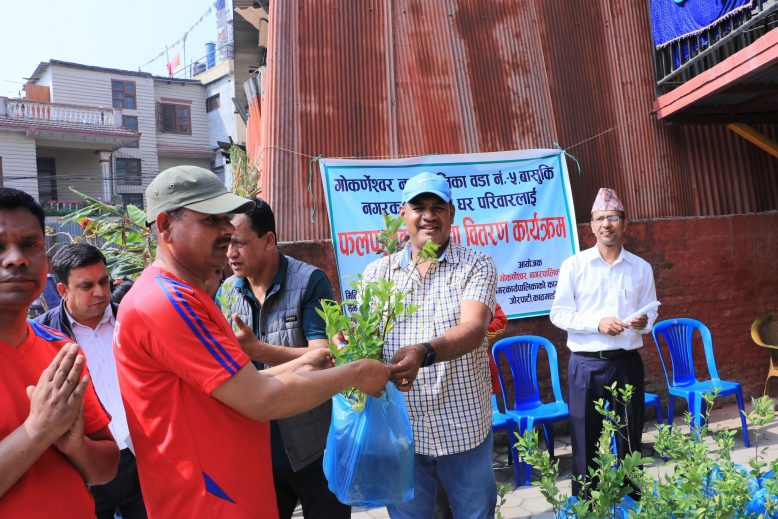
[43,200,88,217]
[3,99,116,126]
[652,0,778,95]
[169,41,234,80]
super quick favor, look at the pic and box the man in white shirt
[35,243,147,519]
[550,188,658,497]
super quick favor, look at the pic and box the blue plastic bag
[322,382,414,507]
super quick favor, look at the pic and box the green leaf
[126,204,148,228]
[69,188,123,216]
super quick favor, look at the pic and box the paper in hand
[622,301,661,325]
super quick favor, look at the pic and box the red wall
[280,212,778,405]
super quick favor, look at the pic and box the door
[36,157,57,204]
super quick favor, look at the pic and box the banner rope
[255,112,652,221]
[307,154,323,223]
[257,111,652,167]
[553,141,581,175]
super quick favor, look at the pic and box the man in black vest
[216,197,348,519]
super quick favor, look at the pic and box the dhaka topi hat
[591,188,625,213]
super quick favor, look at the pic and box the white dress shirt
[66,304,130,450]
[550,246,658,352]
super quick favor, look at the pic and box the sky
[0,0,221,98]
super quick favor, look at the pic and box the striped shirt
[362,242,497,456]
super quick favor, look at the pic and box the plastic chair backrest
[752,311,778,349]
[652,318,721,388]
[492,335,564,412]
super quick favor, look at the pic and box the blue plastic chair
[491,394,519,469]
[652,318,749,447]
[644,392,663,425]
[492,336,569,487]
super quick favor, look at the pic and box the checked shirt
[362,242,497,456]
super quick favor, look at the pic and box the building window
[120,193,144,208]
[122,115,140,148]
[158,103,191,134]
[206,94,220,113]
[111,80,137,109]
[116,158,142,186]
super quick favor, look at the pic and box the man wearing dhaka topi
[550,187,658,497]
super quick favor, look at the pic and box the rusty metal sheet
[253,0,778,241]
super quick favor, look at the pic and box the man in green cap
[114,165,391,518]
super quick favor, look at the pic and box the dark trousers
[273,455,350,519]
[92,448,147,519]
[433,481,454,519]
[568,351,644,497]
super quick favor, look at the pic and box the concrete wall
[0,130,38,197]
[45,64,160,196]
[36,147,102,201]
[157,156,212,173]
[279,212,778,407]
[154,81,211,150]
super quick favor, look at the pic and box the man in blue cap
[362,171,499,518]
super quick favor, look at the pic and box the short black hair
[237,197,277,240]
[51,243,107,285]
[0,188,45,233]
[111,279,134,305]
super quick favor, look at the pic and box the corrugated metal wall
[254,0,778,241]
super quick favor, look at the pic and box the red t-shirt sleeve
[487,303,508,336]
[143,275,251,395]
[82,368,112,435]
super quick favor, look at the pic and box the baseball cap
[401,171,452,204]
[145,165,255,224]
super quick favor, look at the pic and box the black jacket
[34,301,119,341]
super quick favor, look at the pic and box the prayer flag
[166,53,181,75]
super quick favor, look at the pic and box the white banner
[319,149,579,319]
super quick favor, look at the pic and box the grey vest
[221,256,331,471]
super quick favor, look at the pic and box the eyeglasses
[592,215,622,224]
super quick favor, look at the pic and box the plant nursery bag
[323,382,414,507]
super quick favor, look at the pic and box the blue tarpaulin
[651,0,754,47]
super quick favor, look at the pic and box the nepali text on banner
[319,149,579,319]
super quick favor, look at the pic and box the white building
[0,60,215,209]
[193,0,267,188]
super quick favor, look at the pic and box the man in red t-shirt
[115,166,391,518]
[0,188,119,519]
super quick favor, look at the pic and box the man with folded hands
[0,188,118,518]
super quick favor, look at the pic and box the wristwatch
[419,342,436,367]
